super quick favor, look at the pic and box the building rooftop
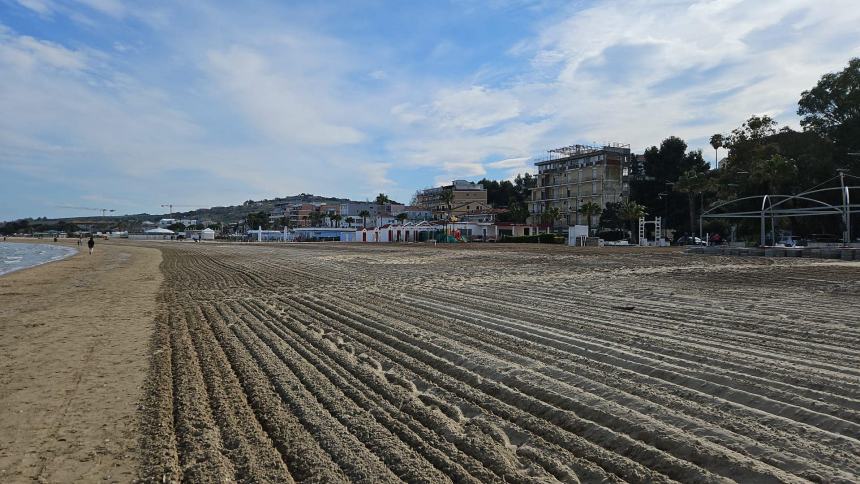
[536,143,630,165]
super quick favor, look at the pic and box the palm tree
[374,193,390,205]
[330,213,342,228]
[358,210,370,228]
[577,202,602,231]
[619,199,647,243]
[676,169,709,234]
[395,213,408,224]
[540,206,561,232]
[709,134,724,168]
[440,189,455,234]
[309,211,324,227]
[345,216,354,227]
[373,193,391,228]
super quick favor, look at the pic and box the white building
[129,227,177,240]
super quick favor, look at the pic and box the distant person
[77,238,82,246]
[53,236,58,242]
[87,236,95,255]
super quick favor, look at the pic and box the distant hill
[161,194,352,224]
[1,194,353,231]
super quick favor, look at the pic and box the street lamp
[658,192,668,239]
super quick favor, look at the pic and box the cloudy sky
[2,0,859,220]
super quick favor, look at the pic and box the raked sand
[0,240,162,483]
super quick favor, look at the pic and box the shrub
[499,233,562,244]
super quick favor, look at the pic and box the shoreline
[0,240,78,277]
[0,240,162,482]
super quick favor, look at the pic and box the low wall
[686,246,859,260]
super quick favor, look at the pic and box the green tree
[167,222,186,232]
[598,201,624,230]
[798,57,860,153]
[330,213,342,227]
[308,211,324,227]
[750,154,799,195]
[577,201,602,229]
[358,210,370,227]
[643,136,688,182]
[619,200,647,243]
[395,213,408,224]
[675,168,710,234]
[345,216,354,227]
[245,211,269,230]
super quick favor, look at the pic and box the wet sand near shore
[0,240,162,482]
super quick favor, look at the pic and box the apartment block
[529,144,631,227]
[415,180,488,220]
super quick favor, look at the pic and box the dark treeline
[477,173,536,223]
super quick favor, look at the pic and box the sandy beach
[139,242,859,482]
[0,240,162,483]
[1,240,858,482]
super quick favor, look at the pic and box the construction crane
[56,206,116,217]
[161,204,203,217]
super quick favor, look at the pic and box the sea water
[0,242,77,276]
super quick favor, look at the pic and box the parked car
[676,236,707,246]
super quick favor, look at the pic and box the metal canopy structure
[546,143,630,160]
[700,173,859,246]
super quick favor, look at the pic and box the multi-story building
[415,180,488,220]
[529,144,631,228]
[401,206,432,221]
[339,201,405,219]
[339,201,406,227]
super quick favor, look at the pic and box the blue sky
[2,0,859,220]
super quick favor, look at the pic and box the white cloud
[487,156,530,169]
[522,0,860,152]
[206,45,365,145]
[432,86,521,130]
[15,0,54,15]
[75,0,125,17]
[0,32,88,71]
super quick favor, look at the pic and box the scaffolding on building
[546,143,631,160]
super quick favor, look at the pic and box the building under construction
[529,143,632,227]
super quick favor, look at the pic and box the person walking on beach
[87,236,95,255]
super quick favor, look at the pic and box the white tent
[201,228,215,240]
[145,227,175,235]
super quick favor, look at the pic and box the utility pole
[837,168,850,245]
